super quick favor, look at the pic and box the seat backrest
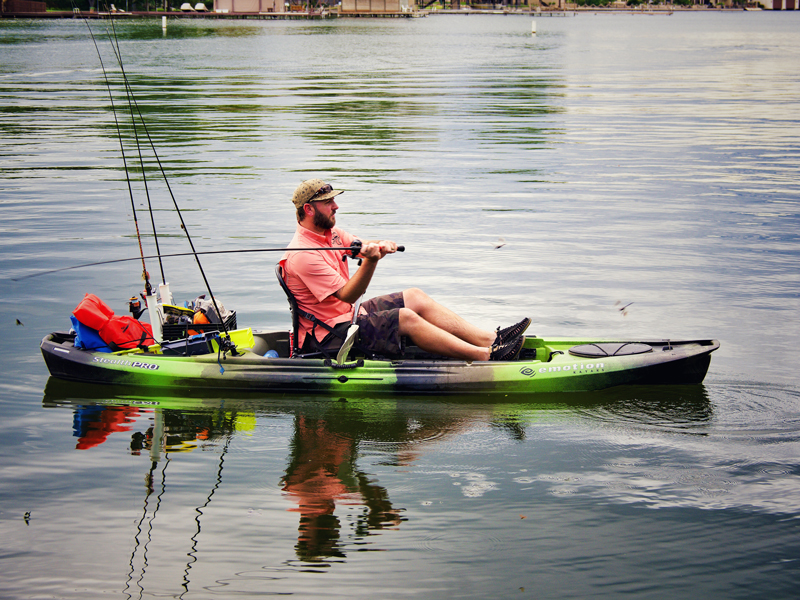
[276,263,366,361]
[275,263,301,356]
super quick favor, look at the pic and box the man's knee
[398,307,423,335]
[402,287,429,310]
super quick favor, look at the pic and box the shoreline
[0,4,769,19]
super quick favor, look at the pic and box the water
[2,12,800,599]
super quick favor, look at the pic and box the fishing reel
[342,239,363,265]
[218,334,240,358]
[128,296,146,320]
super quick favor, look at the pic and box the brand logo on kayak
[93,357,160,370]
[538,362,605,374]
[519,367,537,378]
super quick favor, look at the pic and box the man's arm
[332,241,396,304]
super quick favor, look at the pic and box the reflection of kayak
[42,378,715,436]
[41,330,719,395]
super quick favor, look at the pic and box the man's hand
[359,242,382,261]
[377,240,398,256]
[360,240,397,260]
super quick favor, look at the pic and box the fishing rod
[100,12,255,341]
[103,13,167,287]
[76,6,230,341]
[76,5,155,296]
[12,244,405,282]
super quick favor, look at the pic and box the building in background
[213,0,281,12]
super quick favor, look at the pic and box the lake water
[1,11,799,599]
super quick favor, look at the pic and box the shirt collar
[296,224,332,246]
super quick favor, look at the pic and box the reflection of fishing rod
[125,413,170,600]
[128,406,233,599]
[12,244,406,282]
[179,432,232,598]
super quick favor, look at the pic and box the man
[280,179,530,361]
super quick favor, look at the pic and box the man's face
[310,197,337,230]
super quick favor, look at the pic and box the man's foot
[494,317,531,346]
[490,336,525,361]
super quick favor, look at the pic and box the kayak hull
[41,331,720,395]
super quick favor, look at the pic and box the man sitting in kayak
[280,179,530,361]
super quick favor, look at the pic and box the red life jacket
[73,293,155,351]
[73,293,115,331]
[99,316,156,350]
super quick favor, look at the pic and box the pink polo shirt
[281,225,357,347]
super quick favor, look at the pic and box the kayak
[41,329,719,395]
[35,27,720,398]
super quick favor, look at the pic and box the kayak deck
[41,330,720,395]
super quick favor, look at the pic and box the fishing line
[75,4,154,295]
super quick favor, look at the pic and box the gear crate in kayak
[161,311,237,341]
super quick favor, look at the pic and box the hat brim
[309,189,343,203]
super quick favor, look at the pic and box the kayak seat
[275,264,374,361]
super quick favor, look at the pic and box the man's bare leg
[402,288,495,348]
[398,308,490,361]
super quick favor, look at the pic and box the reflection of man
[281,179,530,360]
[281,414,403,560]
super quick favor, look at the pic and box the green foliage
[575,0,613,6]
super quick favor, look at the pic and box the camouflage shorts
[356,291,405,357]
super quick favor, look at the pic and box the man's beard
[312,207,335,230]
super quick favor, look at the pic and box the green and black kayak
[41,328,719,395]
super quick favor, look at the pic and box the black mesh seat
[275,264,370,361]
